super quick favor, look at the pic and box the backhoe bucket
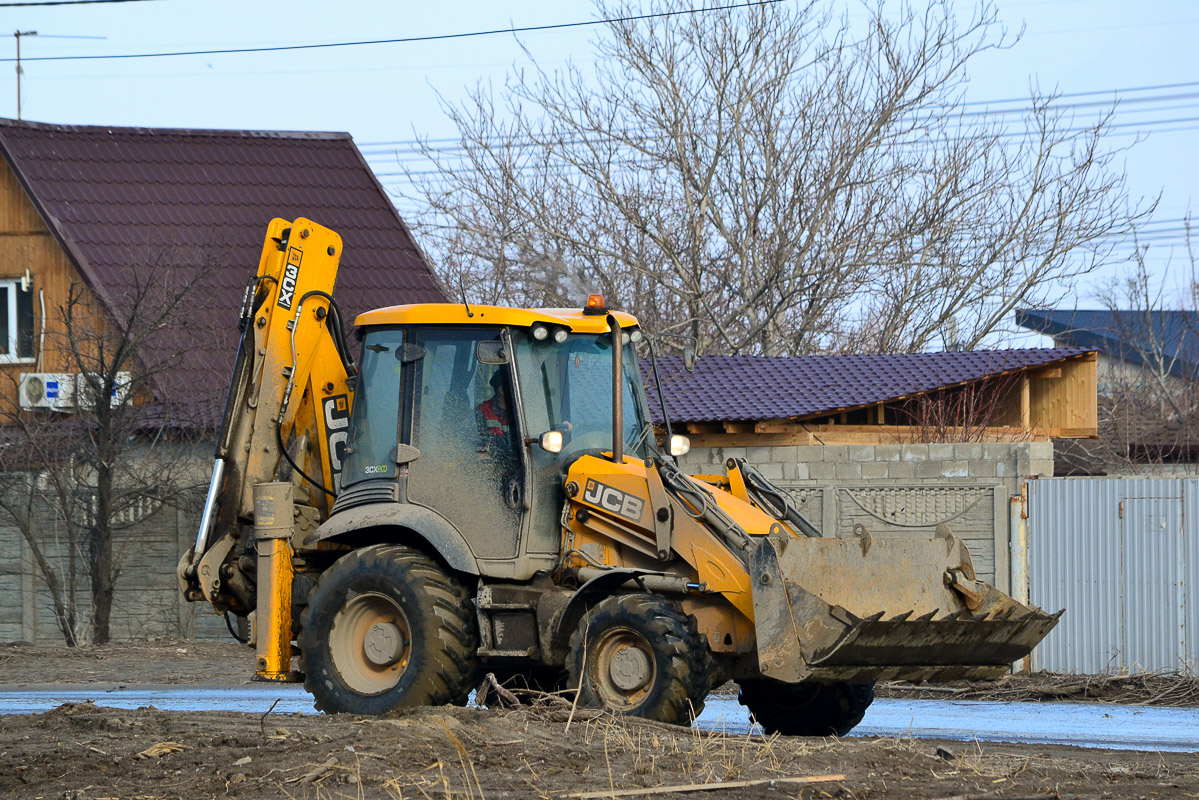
[750,526,1060,684]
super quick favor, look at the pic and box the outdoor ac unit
[18,373,76,411]
[74,372,132,410]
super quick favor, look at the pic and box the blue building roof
[1015,309,1199,379]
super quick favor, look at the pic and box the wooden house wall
[0,160,95,401]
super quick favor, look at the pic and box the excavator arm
[179,218,354,630]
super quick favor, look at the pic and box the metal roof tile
[640,349,1093,424]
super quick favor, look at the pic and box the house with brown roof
[0,118,445,644]
[0,118,444,421]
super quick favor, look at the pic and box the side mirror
[668,434,690,457]
[683,348,697,372]
[539,430,564,453]
[477,339,509,364]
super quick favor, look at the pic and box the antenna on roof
[14,31,106,120]
[457,274,473,318]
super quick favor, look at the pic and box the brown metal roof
[0,118,445,425]
[642,349,1093,424]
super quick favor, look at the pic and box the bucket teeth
[946,608,972,621]
[864,611,886,623]
[889,610,914,622]
[914,609,939,622]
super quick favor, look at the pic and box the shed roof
[1016,309,1199,378]
[641,348,1092,424]
[0,118,445,425]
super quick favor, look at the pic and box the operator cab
[337,302,654,574]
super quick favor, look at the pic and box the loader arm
[180,218,355,615]
[562,448,1059,684]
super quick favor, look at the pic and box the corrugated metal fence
[1026,477,1198,674]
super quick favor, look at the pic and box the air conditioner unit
[18,373,76,411]
[75,372,132,410]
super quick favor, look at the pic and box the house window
[0,278,35,362]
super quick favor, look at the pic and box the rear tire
[737,679,874,737]
[567,594,712,725]
[298,544,478,714]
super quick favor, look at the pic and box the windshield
[515,331,651,461]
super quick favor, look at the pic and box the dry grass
[879,670,1199,706]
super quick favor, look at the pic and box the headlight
[532,324,549,341]
[539,430,564,453]
[621,331,630,344]
[629,328,643,343]
[553,328,569,344]
[668,434,690,457]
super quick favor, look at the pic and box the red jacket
[477,398,509,437]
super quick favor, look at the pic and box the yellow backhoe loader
[180,218,1059,735]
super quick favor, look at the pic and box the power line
[354,88,1199,155]
[959,79,1199,107]
[0,0,157,5]
[0,0,782,63]
[359,112,1199,174]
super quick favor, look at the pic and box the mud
[3,701,1196,799]
[1,641,1196,799]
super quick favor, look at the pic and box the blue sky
[3,0,1196,327]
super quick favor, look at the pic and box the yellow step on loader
[180,218,1059,735]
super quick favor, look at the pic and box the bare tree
[1063,224,1199,474]
[0,255,209,645]
[895,372,1026,443]
[407,0,1146,355]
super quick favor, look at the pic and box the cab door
[405,327,525,560]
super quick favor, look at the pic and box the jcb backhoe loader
[180,218,1059,735]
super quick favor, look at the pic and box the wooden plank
[687,431,812,448]
[1031,367,1062,379]
[569,774,846,799]
[1020,374,1031,429]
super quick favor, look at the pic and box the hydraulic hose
[657,460,754,564]
[735,458,823,538]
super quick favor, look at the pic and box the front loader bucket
[750,526,1060,684]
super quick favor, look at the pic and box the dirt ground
[1,640,1197,799]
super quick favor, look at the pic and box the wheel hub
[608,645,651,691]
[363,621,406,666]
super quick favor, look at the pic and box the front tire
[298,544,478,714]
[567,594,712,724]
[737,679,874,737]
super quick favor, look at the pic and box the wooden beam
[1020,374,1031,429]
[1031,367,1062,379]
[687,431,813,448]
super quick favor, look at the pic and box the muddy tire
[737,679,874,737]
[298,544,478,714]
[567,594,712,724]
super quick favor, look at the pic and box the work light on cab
[583,293,607,315]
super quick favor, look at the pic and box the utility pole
[15,30,37,121]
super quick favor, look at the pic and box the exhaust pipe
[608,313,623,464]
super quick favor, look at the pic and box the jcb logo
[277,246,303,310]
[582,479,644,522]
[323,394,349,492]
